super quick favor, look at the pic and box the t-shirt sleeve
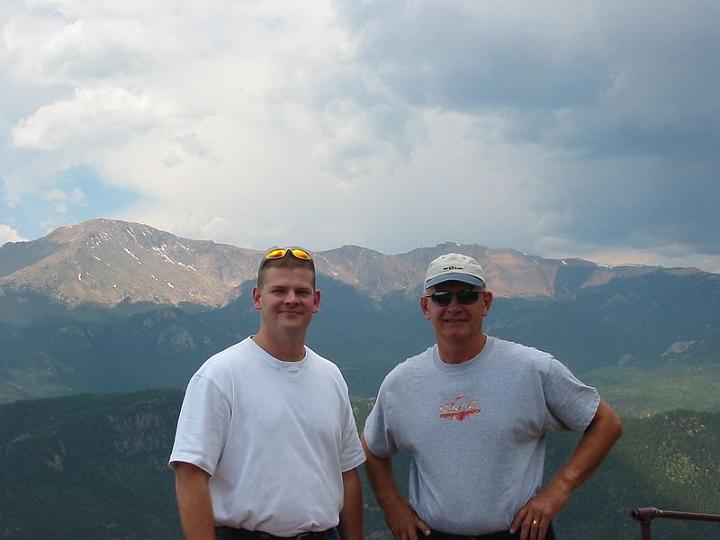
[168,373,232,475]
[543,358,600,433]
[363,385,398,458]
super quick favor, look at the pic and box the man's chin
[278,312,304,319]
[278,316,310,328]
[440,325,473,339]
[442,320,469,328]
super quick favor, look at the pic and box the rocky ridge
[0,219,708,308]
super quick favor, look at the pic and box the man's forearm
[549,400,623,492]
[361,435,430,540]
[175,462,216,540]
[339,468,363,540]
[360,436,403,510]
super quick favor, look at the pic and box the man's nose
[284,290,298,303]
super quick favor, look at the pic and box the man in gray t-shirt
[362,253,622,540]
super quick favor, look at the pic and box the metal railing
[631,507,720,539]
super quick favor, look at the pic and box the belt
[215,526,331,540]
[429,529,519,540]
[430,524,554,540]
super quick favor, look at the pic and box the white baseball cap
[424,253,486,289]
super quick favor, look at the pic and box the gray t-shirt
[363,336,599,535]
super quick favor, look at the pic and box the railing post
[632,507,661,540]
[639,520,652,540]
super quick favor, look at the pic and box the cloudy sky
[2,1,719,272]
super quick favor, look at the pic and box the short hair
[257,252,316,288]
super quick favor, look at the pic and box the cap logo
[443,265,464,271]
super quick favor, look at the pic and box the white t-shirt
[170,338,365,536]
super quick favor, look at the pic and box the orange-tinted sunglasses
[264,247,313,261]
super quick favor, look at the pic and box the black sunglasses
[424,289,484,306]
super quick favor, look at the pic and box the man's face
[420,281,493,344]
[252,266,320,337]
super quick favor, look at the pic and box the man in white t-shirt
[362,253,623,540]
[170,247,366,540]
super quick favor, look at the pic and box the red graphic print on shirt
[439,394,482,421]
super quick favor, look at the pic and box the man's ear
[420,296,431,319]
[483,290,493,315]
[252,286,262,310]
[312,289,321,314]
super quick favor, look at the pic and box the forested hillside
[1,392,718,539]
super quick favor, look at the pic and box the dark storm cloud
[534,159,720,255]
[333,0,720,257]
[334,1,610,111]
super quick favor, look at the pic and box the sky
[1,1,719,272]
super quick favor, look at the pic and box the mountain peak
[0,219,258,307]
[1,218,711,308]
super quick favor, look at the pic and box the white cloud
[11,86,171,151]
[0,224,25,245]
[1,0,719,272]
[2,15,158,84]
[41,187,86,203]
[39,186,86,214]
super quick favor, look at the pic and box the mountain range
[2,218,706,309]
[1,218,719,409]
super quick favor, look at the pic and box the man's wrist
[376,490,407,512]
[546,473,576,497]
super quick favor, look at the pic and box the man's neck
[437,333,488,365]
[252,330,307,362]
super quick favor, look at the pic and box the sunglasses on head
[263,247,313,261]
[425,289,484,306]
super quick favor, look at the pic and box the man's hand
[383,496,430,540]
[511,400,622,540]
[361,436,430,540]
[509,481,570,540]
